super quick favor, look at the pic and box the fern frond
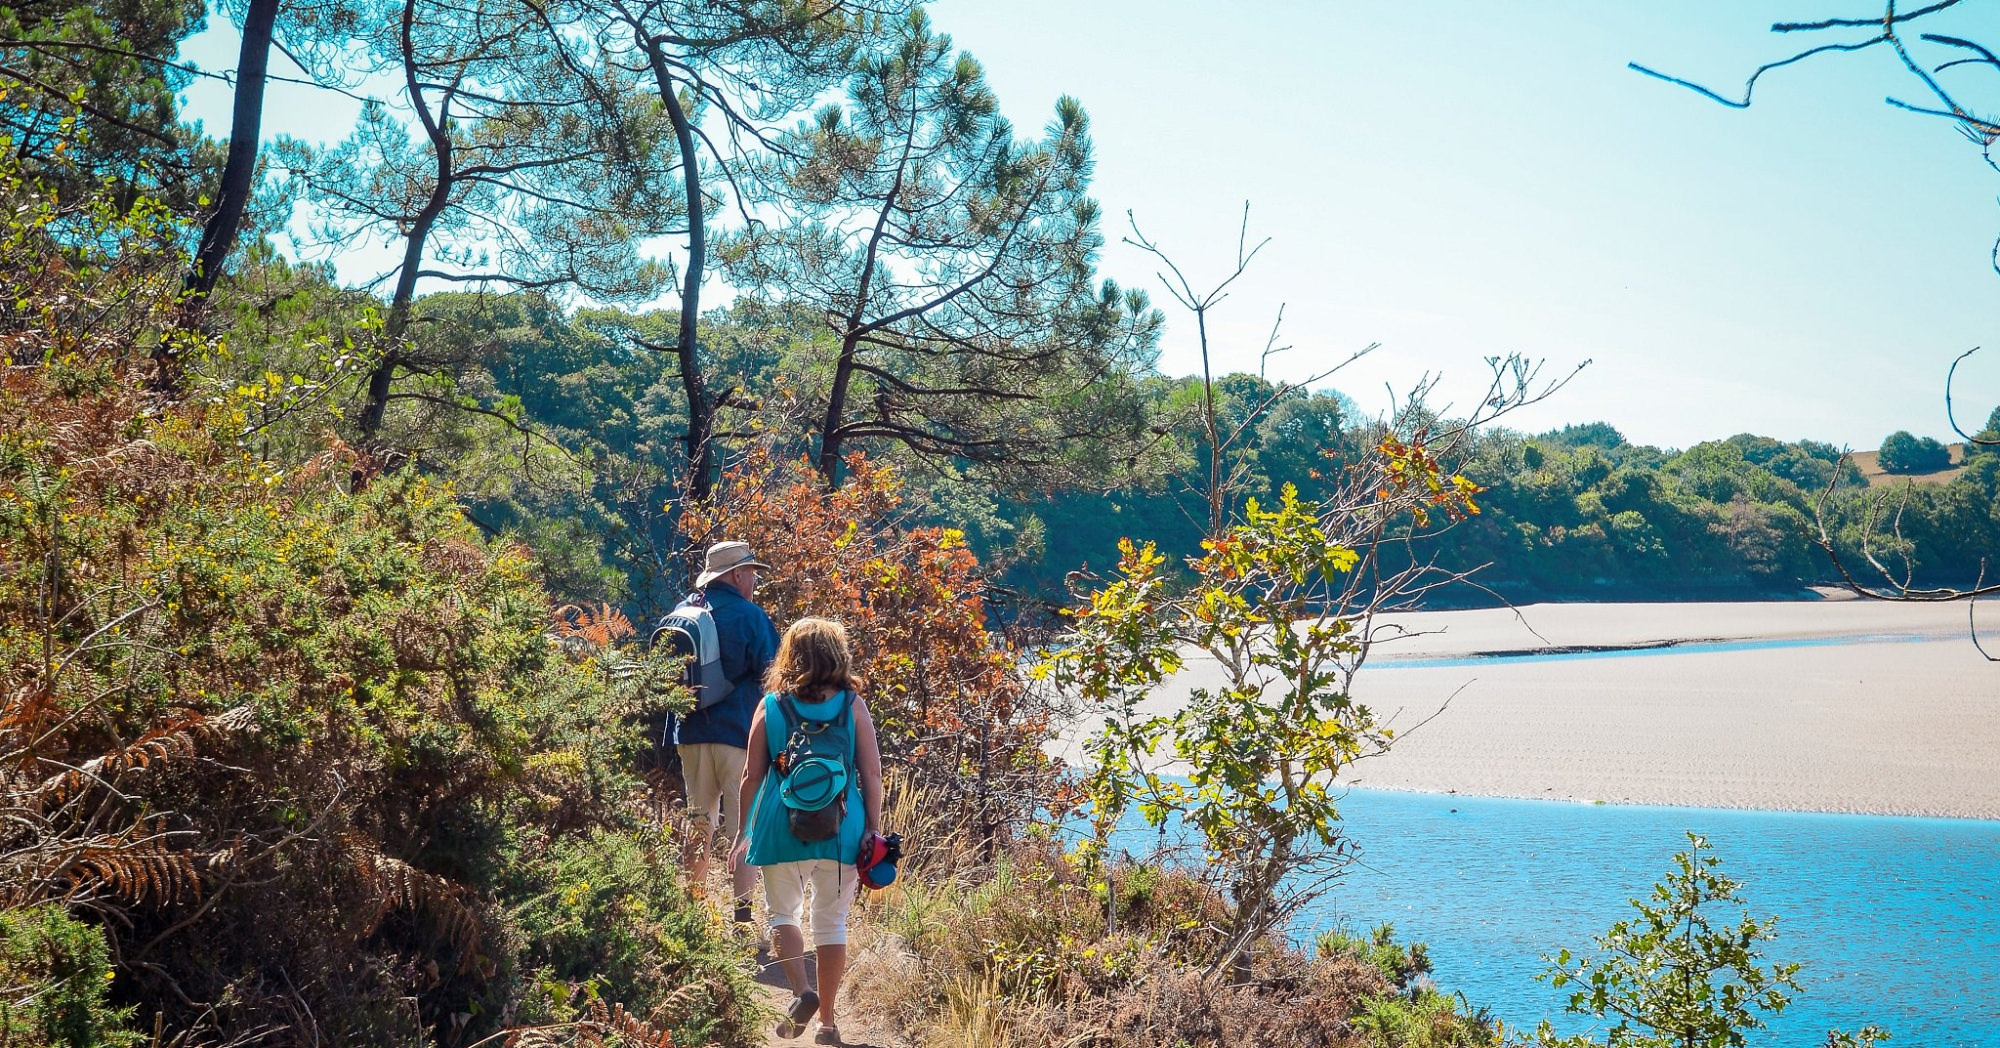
[422,536,490,575]
[21,830,203,907]
[488,1000,675,1048]
[343,845,483,962]
[0,682,60,739]
[551,603,635,649]
[591,1000,674,1048]
[30,705,257,811]
[499,1028,571,1048]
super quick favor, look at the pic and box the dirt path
[747,945,902,1048]
[693,865,906,1048]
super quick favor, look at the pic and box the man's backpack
[772,693,853,844]
[652,594,733,712]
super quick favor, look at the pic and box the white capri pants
[761,858,857,947]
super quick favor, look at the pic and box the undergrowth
[842,778,1502,1048]
[0,146,760,1047]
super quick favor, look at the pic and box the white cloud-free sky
[179,1,2000,451]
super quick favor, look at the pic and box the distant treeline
[212,284,1994,613]
[1007,411,2000,607]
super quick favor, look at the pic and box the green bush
[1877,430,1951,473]
[1350,990,1498,1048]
[1320,925,1499,1048]
[0,907,139,1048]
[0,147,743,1046]
[1538,833,1886,1048]
[497,828,764,1046]
[1317,923,1433,993]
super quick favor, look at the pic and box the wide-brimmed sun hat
[695,540,771,589]
[778,755,848,812]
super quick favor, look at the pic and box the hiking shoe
[813,1023,842,1045]
[774,990,819,1037]
[733,902,753,924]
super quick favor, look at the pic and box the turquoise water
[1314,789,2000,1046]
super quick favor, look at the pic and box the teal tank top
[745,690,866,866]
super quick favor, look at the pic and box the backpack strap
[695,594,759,696]
[819,692,854,771]
[762,692,787,761]
[779,691,849,730]
[772,692,852,776]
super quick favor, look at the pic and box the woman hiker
[733,617,882,1045]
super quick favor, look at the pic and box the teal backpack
[772,693,853,843]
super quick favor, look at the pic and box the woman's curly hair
[763,617,860,699]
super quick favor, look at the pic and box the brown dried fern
[589,999,675,1048]
[422,536,490,576]
[341,845,484,964]
[3,699,249,910]
[489,999,675,1048]
[551,604,635,649]
[65,837,202,905]
[29,705,258,812]
[498,1028,572,1048]
[0,682,59,738]
[4,821,203,908]
[291,432,363,489]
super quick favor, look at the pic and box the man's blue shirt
[672,583,778,748]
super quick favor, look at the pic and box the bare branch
[1772,0,1965,33]
[1943,346,1997,445]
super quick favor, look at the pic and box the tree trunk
[813,132,909,487]
[641,40,714,503]
[816,330,861,483]
[185,0,276,303]
[352,198,442,441]
[158,0,278,391]
[357,0,452,443]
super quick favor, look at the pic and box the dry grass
[836,775,1496,1048]
[1850,444,1967,487]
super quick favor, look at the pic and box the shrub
[1318,924,1433,993]
[1876,430,1951,473]
[1537,833,1886,1048]
[497,828,763,1045]
[1044,453,1482,972]
[1320,925,1500,1048]
[850,830,1428,1048]
[0,144,749,1047]
[1349,990,1498,1048]
[0,906,139,1048]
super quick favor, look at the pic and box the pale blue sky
[178,2,2000,450]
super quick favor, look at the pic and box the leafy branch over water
[1538,832,1889,1048]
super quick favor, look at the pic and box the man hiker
[675,540,779,921]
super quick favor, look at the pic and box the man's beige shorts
[679,742,747,837]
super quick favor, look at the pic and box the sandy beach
[1061,600,2000,819]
